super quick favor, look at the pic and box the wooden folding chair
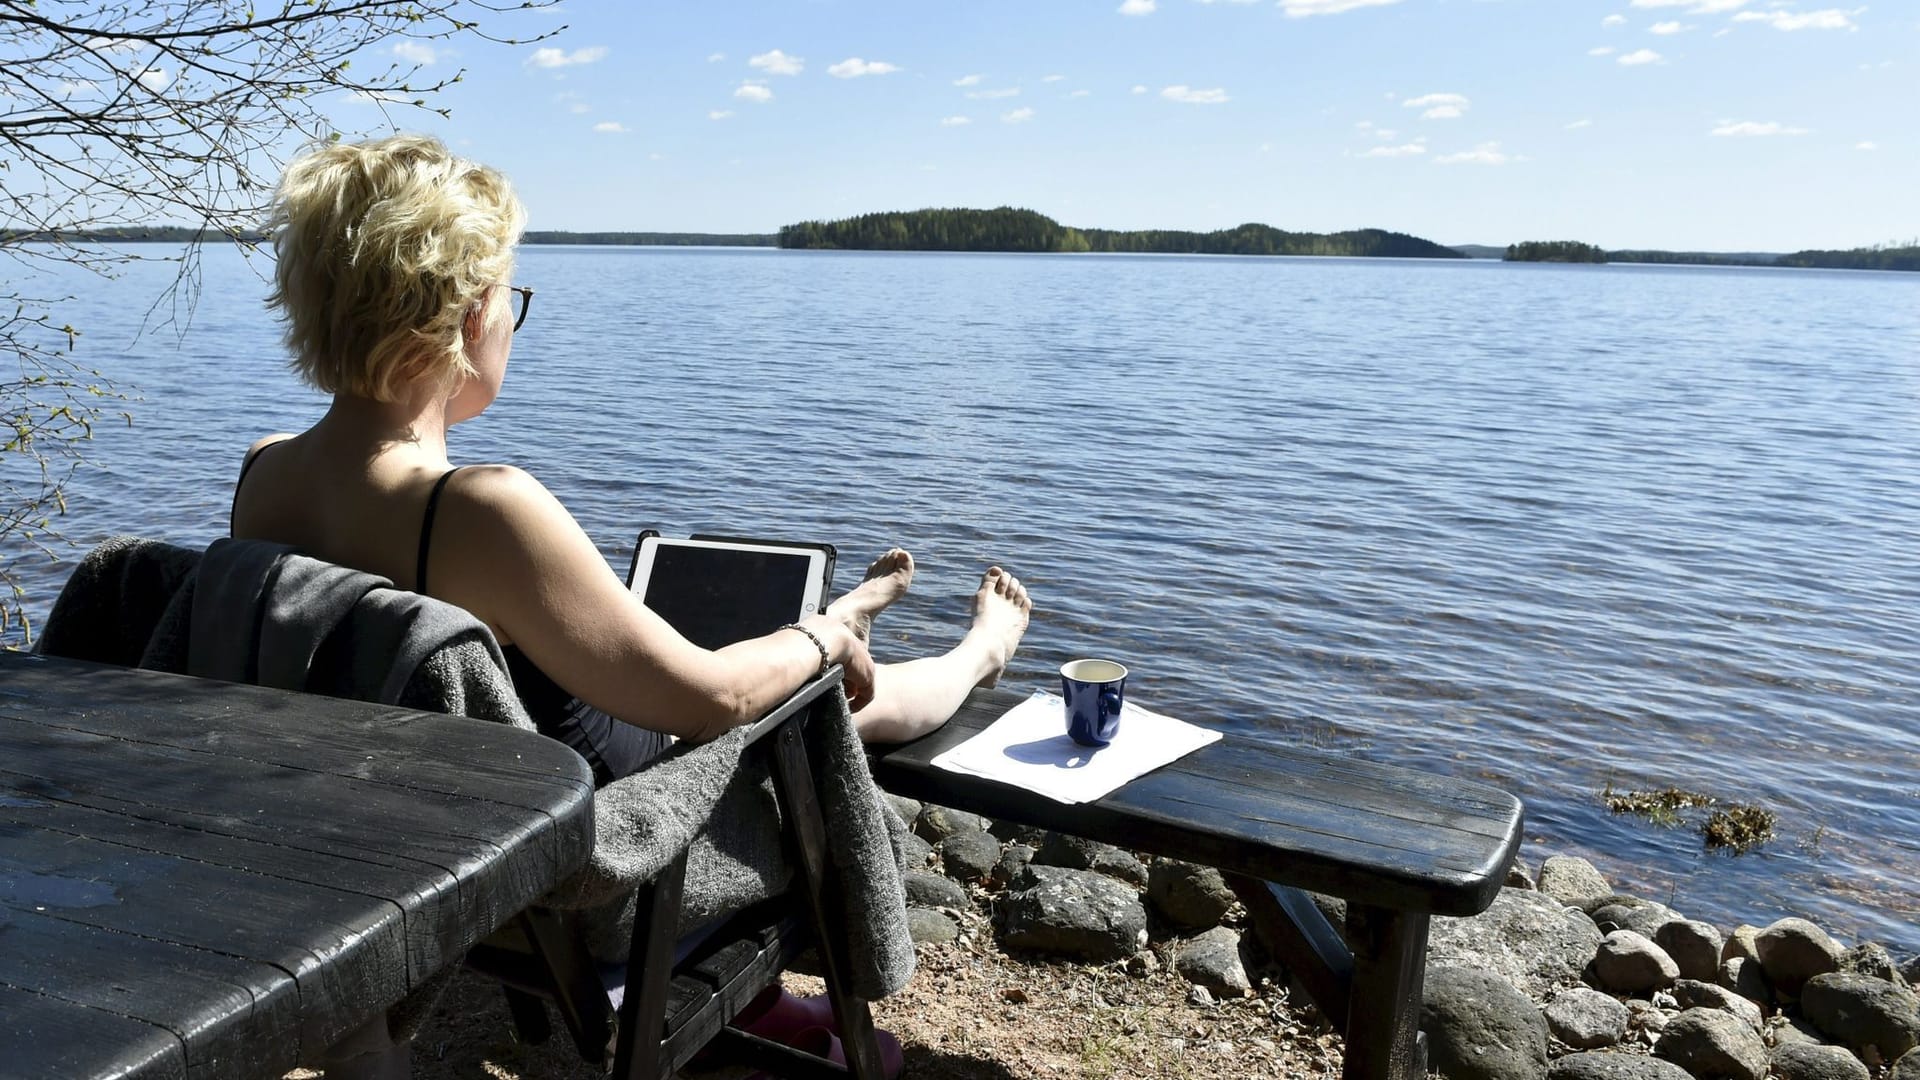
[466,667,893,1080]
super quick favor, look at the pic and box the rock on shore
[893,807,1920,1080]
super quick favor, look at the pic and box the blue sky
[352,0,1915,252]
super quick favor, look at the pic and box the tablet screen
[634,540,824,651]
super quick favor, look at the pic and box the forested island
[777,207,1463,259]
[1505,241,1607,263]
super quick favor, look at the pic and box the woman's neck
[314,392,452,463]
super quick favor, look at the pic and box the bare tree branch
[1,0,564,645]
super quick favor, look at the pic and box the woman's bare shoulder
[439,464,585,548]
[244,433,295,460]
[449,463,557,509]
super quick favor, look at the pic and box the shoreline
[351,796,1920,1080]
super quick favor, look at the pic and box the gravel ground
[292,908,1346,1079]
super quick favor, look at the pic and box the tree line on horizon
[1,226,780,248]
[776,207,1464,259]
[21,224,1914,273]
[1505,237,1919,272]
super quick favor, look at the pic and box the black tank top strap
[415,466,466,593]
[229,438,288,537]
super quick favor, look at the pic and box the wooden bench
[869,686,1524,1080]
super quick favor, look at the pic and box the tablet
[627,535,831,651]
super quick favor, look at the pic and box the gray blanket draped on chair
[36,535,915,1000]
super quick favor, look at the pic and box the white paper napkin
[931,691,1222,804]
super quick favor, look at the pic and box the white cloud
[1118,0,1157,14]
[1162,85,1230,104]
[1373,127,1398,139]
[55,79,99,98]
[135,67,172,92]
[954,74,983,87]
[1589,46,1617,55]
[1630,0,1748,10]
[1435,141,1517,165]
[1733,8,1859,30]
[829,58,901,78]
[709,109,734,120]
[1603,14,1628,26]
[1043,74,1067,83]
[593,121,627,133]
[1566,118,1594,129]
[748,49,804,75]
[1856,140,1878,150]
[734,82,773,103]
[83,36,146,55]
[1650,21,1690,34]
[1404,92,1469,119]
[526,46,608,69]
[1617,48,1664,65]
[393,41,439,64]
[1131,85,1149,94]
[1282,0,1403,16]
[940,115,972,126]
[967,87,1021,99]
[1710,120,1809,136]
[1069,89,1092,98]
[570,103,590,114]
[1003,107,1036,123]
[1362,142,1427,157]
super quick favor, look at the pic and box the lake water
[7,246,1919,952]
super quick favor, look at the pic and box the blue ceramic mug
[1061,658,1128,747]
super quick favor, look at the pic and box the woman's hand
[805,614,875,711]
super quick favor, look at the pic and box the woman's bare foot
[969,566,1032,688]
[825,548,915,641]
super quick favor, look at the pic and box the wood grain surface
[0,651,594,1080]
[870,686,1523,916]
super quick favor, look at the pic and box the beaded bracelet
[781,622,830,676]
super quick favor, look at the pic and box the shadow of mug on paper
[1002,734,1096,769]
[1061,659,1127,748]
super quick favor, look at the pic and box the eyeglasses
[504,285,534,332]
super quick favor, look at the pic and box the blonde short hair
[266,134,526,402]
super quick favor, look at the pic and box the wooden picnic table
[869,685,1524,1080]
[0,650,595,1079]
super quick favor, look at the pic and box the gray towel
[35,536,199,669]
[188,538,535,729]
[558,686,916,998]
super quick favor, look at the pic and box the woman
[235,133,1032,782]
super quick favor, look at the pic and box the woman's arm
[426,464,874,741]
